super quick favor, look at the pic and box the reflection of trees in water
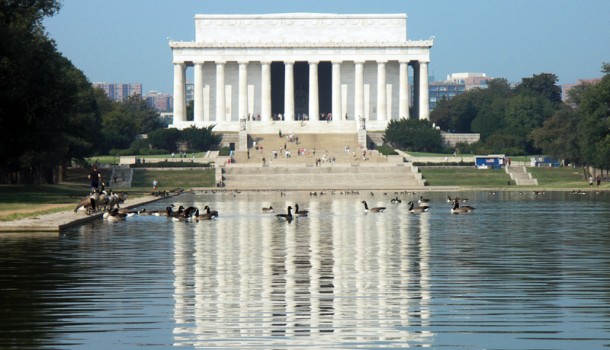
[0,236,86,348]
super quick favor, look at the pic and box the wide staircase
[233,133,385,166]
[505,165,538,186]
[221,133,425,190]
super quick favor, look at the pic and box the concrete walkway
[0,195,168,233]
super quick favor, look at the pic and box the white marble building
[169,13,433,133]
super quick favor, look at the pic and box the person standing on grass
[589,176,594,188]
[596,175,601,187]
[153,179,158,191]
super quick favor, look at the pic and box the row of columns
[173,60,430,125]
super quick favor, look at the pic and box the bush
[218,147,231,156]
[130,161,211,168]
[384,119,444,152]
[413,162,475,167]
[376,145,399,155]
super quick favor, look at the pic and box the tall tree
[577,67,610,170]
[530,107,581,164]
[0,0,104,183]
[514,73,562,106]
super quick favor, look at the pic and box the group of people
[589,175,602,188]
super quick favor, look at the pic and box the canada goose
[294,204,308,217]
[105,208,127,222]
[418,196,430,204]
[447,196,468,203]
[143,204,174,216]
[116,207,142,217]
[391,197,402,204]
[166,205,185,218]
[407,201,429,213]
[276,206,293,221]
[262,206,274,213]
[74,190,99,214]
[451,200,475,214]
[361,201,385,213]
[195,205,218,220]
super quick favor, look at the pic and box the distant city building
[93,82,143,102]
[429,72,492,110]
[562,78,601,103]
[145,91,173,112]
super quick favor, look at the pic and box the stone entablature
[195,13,408,44]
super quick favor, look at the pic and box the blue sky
[44,0,610,94]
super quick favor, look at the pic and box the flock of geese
[102,194,478,223]
[266,194,476,222]
[359,195,476,215]
[99,192,480,223]
[102,204,219,222]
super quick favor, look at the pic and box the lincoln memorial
[169,13,433,135]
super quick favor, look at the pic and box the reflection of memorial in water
[172,197,434,347]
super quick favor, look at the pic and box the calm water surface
[1,191,610,349]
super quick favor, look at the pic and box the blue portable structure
[474,154,506,169]
[531,156,560,167]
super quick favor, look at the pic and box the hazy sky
[44,0,610,94]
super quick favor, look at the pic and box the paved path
[0,195,167,233]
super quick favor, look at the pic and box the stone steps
[234,133,386,165]
[505,166,538,186]
[221,164,424,190]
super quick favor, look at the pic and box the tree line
[385,66,609,175]
[0,1,220,184]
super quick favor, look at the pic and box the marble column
[376,61,387,121]
[261,61,271,122]
[238,61,248,121]
[173,62,186,123]
[399,61,409,119]
[216,61,227,122]
[284,61,295,122]
[194,62,204,123]
[354,61,364,122]
[419,61,430,120]
[332,61,342,121]
[309,61,319,121]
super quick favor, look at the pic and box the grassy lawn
[406,151,473,157]
[529,167,598,189]
[0,184,89,221]
[88,153,210,166]
[421,167,512,187]
[0,168,215,221]
[131,168,216,190]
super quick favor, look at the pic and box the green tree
[148,128,182,153]
[181,126,221,152]
[99,95,164,152]
[383,119,444,152]
[530,107,581,164]
[576,67,610,170]
[471,99,506,139]
[0,0,105,183]
[515,73,562,106]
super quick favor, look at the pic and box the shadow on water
[1,191,609,349]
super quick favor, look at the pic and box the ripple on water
[0,192,609,349]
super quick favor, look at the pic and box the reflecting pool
[1,191,610,349]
